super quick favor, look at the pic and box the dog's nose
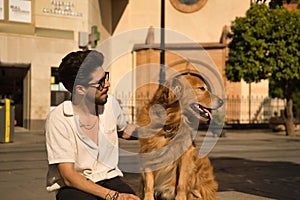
[219,99,224,106]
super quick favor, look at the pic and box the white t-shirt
[45,95,127,192]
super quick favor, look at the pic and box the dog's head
[178,73,223,122]
[148,73,223,125]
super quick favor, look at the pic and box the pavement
[0,127,300,200]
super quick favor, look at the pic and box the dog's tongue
[196,105,213,120]
[202,107,213,120]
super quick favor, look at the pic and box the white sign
[0,0,4,20]
[9,0,31,23]
[42,1,82,17]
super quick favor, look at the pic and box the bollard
[0,99,14,143]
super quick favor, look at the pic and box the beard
[82,87,109,109]
[95,95,108,105]
[94,88,109,105]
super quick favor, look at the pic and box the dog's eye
[199,86,206,91]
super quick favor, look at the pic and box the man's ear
[74,85,87,95]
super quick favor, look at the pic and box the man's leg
[97,176,136,195]
[56,186,97,200]
[56,177,136,200]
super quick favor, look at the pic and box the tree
[226,4,300,136]
[256,0,300,9]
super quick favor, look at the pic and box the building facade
[0,0,269,130]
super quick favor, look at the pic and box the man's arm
[118,124,139,140]
[110,95,138,140]
[58,163,140,200]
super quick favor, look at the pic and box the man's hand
[119,193,141,200]
[118,124,139,140]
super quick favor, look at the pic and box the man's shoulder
[107,94,121,106]
[47,101,73,119]
[105,94,115,108]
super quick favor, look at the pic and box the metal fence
[225,96,285,124]
[114,91,155,124]
[114,92,286,125]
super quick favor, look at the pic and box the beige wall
[112,0,271,124]
[35,0,88,36]
[108,0,252,97]
[34,0,112,42]
[1,0,272,129]
[0,0,107,130]
[0,33,77,129]
[114,0,250,42]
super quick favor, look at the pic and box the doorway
[0,63,30,127]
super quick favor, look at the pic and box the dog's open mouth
[190,103,212,120]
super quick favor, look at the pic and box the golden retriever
[137,73,223,200]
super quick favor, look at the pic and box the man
[45,50,140,200]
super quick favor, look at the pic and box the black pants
[56,176,135,200]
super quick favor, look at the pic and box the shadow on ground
[211,157,300,200]
[121,158,300,200]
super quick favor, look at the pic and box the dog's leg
[175,147,195,200]
[143,171,155,200]
[195,157,218,200]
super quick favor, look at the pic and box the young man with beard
[45,50,140,200]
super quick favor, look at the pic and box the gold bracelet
[105,190,112,200]
[112,191,119,200]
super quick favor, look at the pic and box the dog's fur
[137,73,223,200]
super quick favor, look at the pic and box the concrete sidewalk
[0,127,299,200]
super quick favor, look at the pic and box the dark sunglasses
[87,72,109,90]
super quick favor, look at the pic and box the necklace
[79,117,98,130]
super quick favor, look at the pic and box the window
[0,0,4,20]
[169,0,208,13]
[1,0,32,23]
[51,67,71,107]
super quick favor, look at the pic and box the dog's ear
[150,78,183,106]
[167,77,183,103]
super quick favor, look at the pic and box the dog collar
[164,132,175,139]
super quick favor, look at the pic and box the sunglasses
[87,72,109,90]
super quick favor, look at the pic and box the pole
[249,83,251,123]
[160,0,166,85]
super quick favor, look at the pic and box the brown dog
[137,73,223,200]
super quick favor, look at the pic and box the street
[0,127,299,200]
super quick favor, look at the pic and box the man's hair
[58,50,104,93]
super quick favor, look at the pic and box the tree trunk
[284,98,295,136]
